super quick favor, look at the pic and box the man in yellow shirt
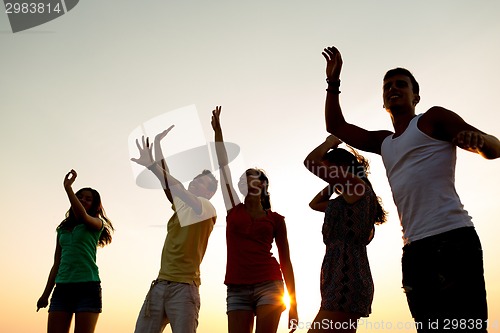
[131,127,218,333]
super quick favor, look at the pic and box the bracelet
[326,78,340,86]
[326,88,341,94]
[326,78,341,93]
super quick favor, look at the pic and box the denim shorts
[49,282,102,313]
[402,227,487,332]
[226,280,285,314]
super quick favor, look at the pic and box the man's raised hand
[322,46,343,81]
[131,136,155,167]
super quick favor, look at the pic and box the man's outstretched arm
[323,46,391,155]
[421,106,500,159]
[131,135,204,214]
[152,125,174,203]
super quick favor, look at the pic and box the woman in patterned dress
[304,135,387,332]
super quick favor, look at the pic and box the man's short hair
[195,170,218,192]
[384,67,420,95]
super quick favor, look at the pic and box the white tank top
[381,114,473,244]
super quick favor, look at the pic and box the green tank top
[55,223,102,283]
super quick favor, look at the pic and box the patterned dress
[320,186,377,317]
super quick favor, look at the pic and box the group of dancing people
[37,45,500,333]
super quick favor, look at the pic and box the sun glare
[283,291,291,309]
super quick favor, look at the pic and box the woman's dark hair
[246,168,271,210]
[57,187,114,247]
[323,147,387,224]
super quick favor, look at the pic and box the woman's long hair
[57,187,114,247]
[323,147,387,224]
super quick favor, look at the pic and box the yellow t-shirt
[157,196,216,286]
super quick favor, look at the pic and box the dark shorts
[49,282,102,313]
[402,227,487,332]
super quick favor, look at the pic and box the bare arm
[421,106,500,159]
[152,126,176,202]
[323,46,392,154]
[37,238,61,311]
[304,135,366,203]
[211,106,240,211]
[304,135,342,168]
[131,136,204,214]
[309,184,334,212]
[274,217,298,332]
[63,170,103,230]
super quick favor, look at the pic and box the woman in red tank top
[211,106,298,333]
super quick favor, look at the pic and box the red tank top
[224,203,283,285]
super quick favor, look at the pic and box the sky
[1,1,499,332]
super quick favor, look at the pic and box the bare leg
[48,312,73,333]
[74,312,99,333]
[228,310,254,333]
[308,310,360,333]
[255,304,284,333]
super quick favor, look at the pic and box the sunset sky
[1,1,499,332]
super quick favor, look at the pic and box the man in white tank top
[320,45,500,332]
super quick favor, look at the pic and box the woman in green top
[37,169,114,333]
